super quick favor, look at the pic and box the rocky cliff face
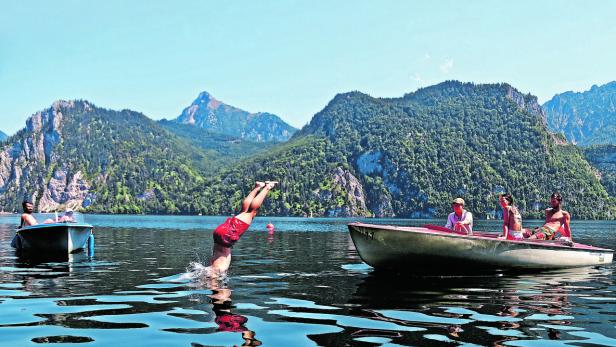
[324,167,369,217]
[506,85,545,120]
[173,91,297,142]
[0,101,91,212]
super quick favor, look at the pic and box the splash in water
[179,261,228,284]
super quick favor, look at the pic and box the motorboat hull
[348,222,613,272]
[11,223,94,254]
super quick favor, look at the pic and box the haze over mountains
[0,82,614,219]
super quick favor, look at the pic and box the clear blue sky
[1,0,615,135]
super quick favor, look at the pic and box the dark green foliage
[263,81,613,219]
[158,120,275,167]
[192,136,361,217]
[3,81,614,219]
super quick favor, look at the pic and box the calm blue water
[0,215,615,346]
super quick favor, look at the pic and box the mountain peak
[51,99,94,112]
[173,92,297,142]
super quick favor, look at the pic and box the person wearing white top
[445,197,473,235]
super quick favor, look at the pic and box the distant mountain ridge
[171,91,297,142]
[0,130,6,141]
[542,81,616,146]
[204,81,613,219]
[1,82,613,218]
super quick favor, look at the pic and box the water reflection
[343,266,615,346]
[0,217,614,346]
[207,280,262,346]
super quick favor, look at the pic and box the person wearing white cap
[445,197,473,235]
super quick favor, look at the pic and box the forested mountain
[0,100,216,214]
[0,130,7,141]
[170,91,297,142]
[158,120,275,162]
[543,81,616,146]
[201,81,613,219]
[1,82,613,219]
[584,145,616,198]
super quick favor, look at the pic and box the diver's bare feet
[265,181,278,189]
[255,181,266,189]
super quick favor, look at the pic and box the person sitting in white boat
[445,197,473,235]
[43,209,76,224]
[20,199,38,227]
[498,193,523,240]
[523,192,572,241]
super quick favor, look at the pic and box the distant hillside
[158,120,276,163]
[172,91,297,142]
[0,100,215,214]
[584,145,616,198]
[543,81,616,146]
[202,81,613,219]
[0,130,7,141]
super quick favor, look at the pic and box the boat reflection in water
[348,265,613,346]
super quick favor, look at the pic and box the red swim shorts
[212,217,250,248]
[215,313,248,332]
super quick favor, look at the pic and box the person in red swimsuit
[211,181,277,274]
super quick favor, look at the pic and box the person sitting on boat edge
[524,192,572,242]
[20,199,38,228]
[210,181,278,275]
[445,197,473,235]
[498,193,523,240]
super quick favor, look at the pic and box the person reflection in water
[210,181,277,275]
[209,280,262,346]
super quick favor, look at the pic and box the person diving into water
[210,181,278,275]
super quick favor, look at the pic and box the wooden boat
[348,222,613,272]
[11,222,94,254]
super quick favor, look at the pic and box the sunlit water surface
[0,215,615,346]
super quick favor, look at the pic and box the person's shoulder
[562,210,571,217]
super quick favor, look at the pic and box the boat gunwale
[17,222,94,233]
[348,222,614,253]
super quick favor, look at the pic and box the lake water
[0,215,615,346]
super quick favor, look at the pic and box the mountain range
[543,81,616,146]
[0,82,614,219]
[0,130,7,141]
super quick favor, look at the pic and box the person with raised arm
[498,193,523,240]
